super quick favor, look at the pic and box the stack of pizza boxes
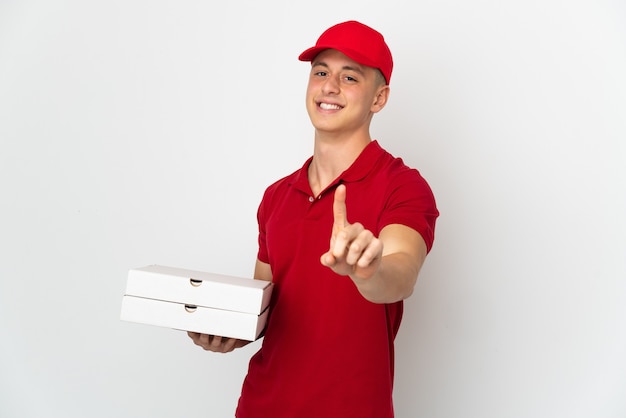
[121,265,273,341]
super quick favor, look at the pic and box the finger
[332,184,348,230]
[198,333,211,349]
[332,222,364,259]
[188,331,204,346]
[209,335,224,350]
[344,229,374,265]
[355,236,383,268]
[320,250,336,267]
[328,185,350,260]
[222,338,238,353]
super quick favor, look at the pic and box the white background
[1,1,625,417]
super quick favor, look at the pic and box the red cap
[298,20,393,85]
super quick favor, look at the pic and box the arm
[253,259,272,282]
[320,184,428,304]
[187,259,272,352]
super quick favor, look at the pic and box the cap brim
[298,45,377,70]
[298,46,327,62]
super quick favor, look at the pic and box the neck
[308,131,371,196]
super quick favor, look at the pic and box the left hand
[320,184,383,281]
[187,332,250,353]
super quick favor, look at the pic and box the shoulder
[258,161,308,210]
[262,169,298,200]
[374,146,433,195]
[373,145,439,250]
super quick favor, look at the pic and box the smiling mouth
[319,102,342,110]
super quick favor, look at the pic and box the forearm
[351,252,420,304]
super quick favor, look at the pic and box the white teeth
[320,102,341,110]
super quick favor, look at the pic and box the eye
[344,75,358,83]
[311,65,328,77]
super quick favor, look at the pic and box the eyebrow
[312,60,366,76]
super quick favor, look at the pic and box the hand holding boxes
[120,265,273,341]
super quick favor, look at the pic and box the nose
[321,75,340,95]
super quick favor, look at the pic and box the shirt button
[308,196,314,203]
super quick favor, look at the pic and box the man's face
[305,49,388,136]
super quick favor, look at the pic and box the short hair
[374,68,387,87]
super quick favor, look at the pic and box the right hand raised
[187,332,250,353]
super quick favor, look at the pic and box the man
[189,20,439,417]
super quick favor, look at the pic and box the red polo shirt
[236,141,438,418]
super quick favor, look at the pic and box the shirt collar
[290,140,384,194]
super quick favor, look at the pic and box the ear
[371,85,390,113]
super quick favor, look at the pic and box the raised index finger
[332,184,348,229]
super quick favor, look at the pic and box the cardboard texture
[120,265,273,341]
